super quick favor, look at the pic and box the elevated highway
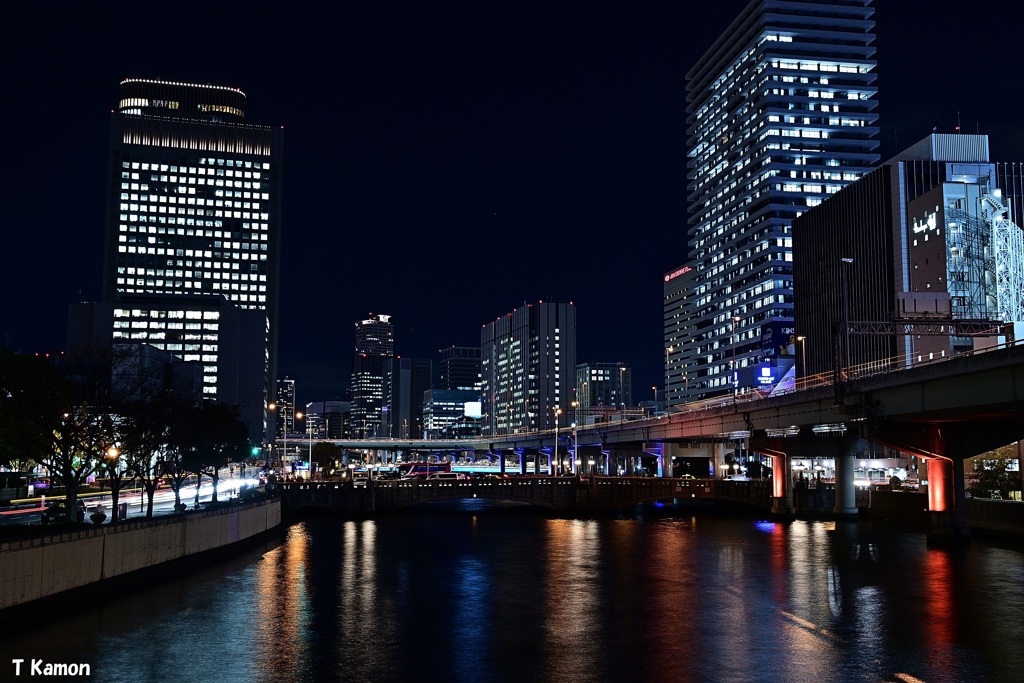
[286,342,1024,540]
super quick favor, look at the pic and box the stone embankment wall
[0,499,280,612]
[868,491,1023,537]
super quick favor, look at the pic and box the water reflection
[1,504,1021,683]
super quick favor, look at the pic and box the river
[1,500,1021,683]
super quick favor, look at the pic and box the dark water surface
[2,500,1021,683]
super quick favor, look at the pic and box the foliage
[117,390,197,517]
[967,442,1022,499]
[0,349,116,516]
[178,401,249,504]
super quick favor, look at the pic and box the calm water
[2,501,1022,683]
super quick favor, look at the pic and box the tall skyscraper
[275,377,296,436]
[351,313,394,438]
[683,0,879,398]
[97,78,282,440]
[481,301,576,435]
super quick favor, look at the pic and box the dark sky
[4,1,1023,404]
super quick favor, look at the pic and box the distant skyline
[4,1,1023,405]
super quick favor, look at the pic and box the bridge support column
[711,442,729,479]
[765,452,794,516]
[925,456,970,545]
[833,437,862,519]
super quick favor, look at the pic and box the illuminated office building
[663,264,697,407]
[351,313,394,438]
[684,0,879,398]
[574,363,632,425]
[793,134,1024,374]
[481,301,576,435]
[96,78,282,440]
[275,377,296,437]
[69,294,266,427]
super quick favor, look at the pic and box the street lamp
[618,365,626,412]
[571,422,578,476]
[268,403,301,471]
[841,258,854,376]
[731,316,741,398]
[664,345,674,409]
[553,407,562,475]
[305,411,316,479]
[796,335,807,379]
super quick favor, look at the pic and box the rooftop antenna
[955,111,961,133]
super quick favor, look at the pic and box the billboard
[738,358,795,393]
[464,401,482,418]
[760,321,796,359]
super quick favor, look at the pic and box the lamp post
[618,365,626,413]
[305,411,315,479]
[293,412,303,475]
[268,403,280,473]
[731,316,741,398]
[553,407,562,475]
[841,258,854,376]
[571,422,578,476]
[104,446,120,524]
[797,335,807,379]
[664,345,673,410]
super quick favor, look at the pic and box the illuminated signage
[913,208,938,234]
[664,266,692,282]
[464,402,482,418]
[757,366,777,385]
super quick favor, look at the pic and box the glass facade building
[683,0,879,398]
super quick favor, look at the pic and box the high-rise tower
[351,313,394,438]
[481,301,576,435]
[683,0,879,398]
[99,78,283,440]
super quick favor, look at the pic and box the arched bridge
[278,477,773,515]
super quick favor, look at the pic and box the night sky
[4,1,1023,404]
